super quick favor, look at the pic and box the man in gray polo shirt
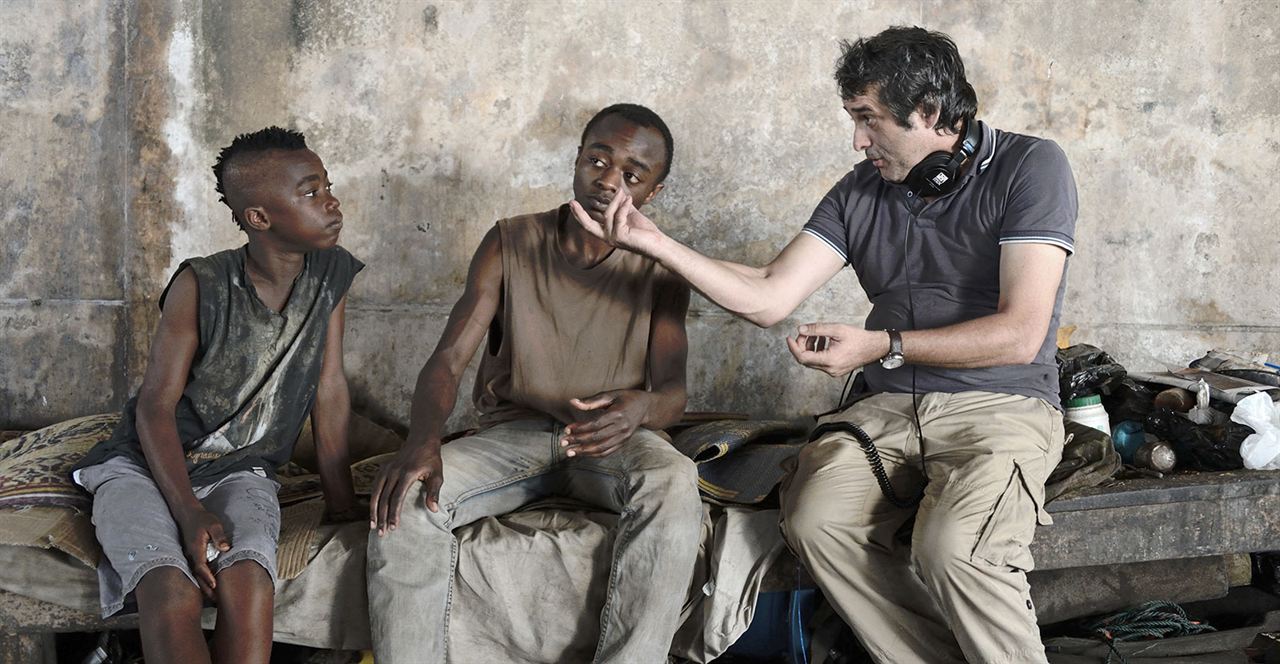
[572,26,1076,664]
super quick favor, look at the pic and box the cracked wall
[2,0,1278,431]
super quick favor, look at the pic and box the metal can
[1135,441,1177,473]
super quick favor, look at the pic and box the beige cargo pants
[780,391,1064,664]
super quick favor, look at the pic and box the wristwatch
[880,329,905,369]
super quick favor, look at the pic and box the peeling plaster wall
[2,0,1278,431]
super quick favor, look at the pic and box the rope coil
[1084,601,1216,664]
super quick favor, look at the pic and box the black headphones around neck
[903,119,981,198]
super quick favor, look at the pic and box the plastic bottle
[1065,394,1111,437]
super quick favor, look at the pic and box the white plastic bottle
[1065,394,1111,437]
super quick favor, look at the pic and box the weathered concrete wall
[2,0,1278,431]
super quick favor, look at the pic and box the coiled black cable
[808,421,923,509]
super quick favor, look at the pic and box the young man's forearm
[404,359,463,450]
[312,380,356,514]
[135,403,203,518]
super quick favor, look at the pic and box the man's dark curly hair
[212,126,308,228]
[834,26,978,131]
[580,103,674,183]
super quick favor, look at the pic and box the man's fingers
[564,414,615,438]
[368,471,385,529]
[386,473,414,531]
[190,532,217,595]
[569,201,605,238]
[207,521,230,551]
[786,335,813,362]
[566,421,623,449]
[424,474,444,513]
[796,322,846,339]
[375,473,399,533]
[573,433,627,457]
[786,335,832,372]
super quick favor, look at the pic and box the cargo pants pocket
[971,459,1053,571]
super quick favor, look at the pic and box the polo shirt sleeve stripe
[801,228,849,263]
[998,233,1075,255]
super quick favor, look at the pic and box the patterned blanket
[0,413,117,511]
[0,414,398,579]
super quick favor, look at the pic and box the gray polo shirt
[802,121,1077,406]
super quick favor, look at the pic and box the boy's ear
[640,182,664,207]
[241,206,270,232]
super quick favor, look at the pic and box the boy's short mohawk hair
[212,126,308,207]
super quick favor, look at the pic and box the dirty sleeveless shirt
[74,245,363,483]
[472,205,675,427]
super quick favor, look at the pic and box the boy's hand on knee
[562,390,650,458]
[175,507,231,599]
[369,442,444,536]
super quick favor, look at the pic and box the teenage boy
[367,103,702,664]
[73,127,363,664]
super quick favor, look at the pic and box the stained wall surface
[2,0,1277,431]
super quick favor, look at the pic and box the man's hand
[561,390,652,458]
[175,506,230,599]
[786,323,890,377]
[568,187,662,255]
[369,442,444,536]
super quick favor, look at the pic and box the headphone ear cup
[903,120,982,198]
[904,151,954,197]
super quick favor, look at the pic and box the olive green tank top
[473,206,670,427]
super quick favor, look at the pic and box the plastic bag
[1231,392,1280,470]
[1144,409,1251,471]
[1057,344,1128,406]
[1102,378,1159,423]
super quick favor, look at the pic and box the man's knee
[910,517,975,582]
[780,442,863,550]
[640,451,700,505]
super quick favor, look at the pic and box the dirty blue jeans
[366,418,704,664]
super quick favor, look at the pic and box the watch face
[881,354,905,370]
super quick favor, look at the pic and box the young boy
[72,127,362,664]
[366,104,703,663]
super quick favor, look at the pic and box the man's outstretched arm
[369,226,503,533]
[570,190,844,328]
[560,277,691,457]
[786,243,1068,375]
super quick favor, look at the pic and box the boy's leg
[210,561,273,664]
[778,394,964,664]
[79,458,210,662]
[367,419,564,664]
[134,567,210,664]
[561,429,703,664]
[198,470,282,664]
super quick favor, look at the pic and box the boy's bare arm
[560,277,690,457]
[133,268,229,597]
[311,295,357,520]
[370,226,503,533]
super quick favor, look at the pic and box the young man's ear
[640,182,664,206]
[241,206,270,232]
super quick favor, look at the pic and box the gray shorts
[75,456,281,617]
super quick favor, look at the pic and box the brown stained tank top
[473,206,666,427]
